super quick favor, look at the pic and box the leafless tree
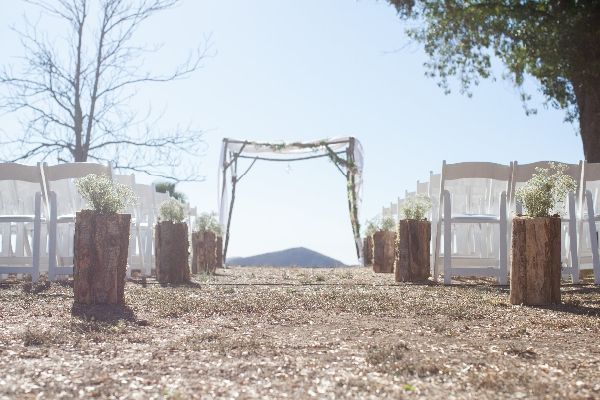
[0,0,210,181]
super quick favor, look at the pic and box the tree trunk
[395,220,430,282]
[363,236,373,267]
[573,75,600,162]
[73,210,130,305]
[196,231,217,274]
[510,217,561,306]
[155,221,190,284]
[372,230,396,273]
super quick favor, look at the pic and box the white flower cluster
[363,215,396,235]
[515,162,577,218]
[75,174,137,214]
[195,212,222,235]
[158,198,186,223]
[401,194,432,220]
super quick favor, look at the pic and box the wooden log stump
[510,216,561,305]
[196,231,217,274]
[155,221,190,284]
[395,220,430,282]
[73,210,131,305]
[372,230,396,273]
[215,235,223,268]
[191,232,201,274]
[363,236,373,267]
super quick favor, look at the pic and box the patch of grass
[366,342,409,366]
[403,384,416,392]
[505,345,537,359]
[21,327,49,346]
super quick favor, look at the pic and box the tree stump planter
[395,220,430,282]
[195,231,218,274]
[372,230,396,273]
[73,210,131,305]
[363,236,373,267]
[510,216,561,305]
[155,221,190,284]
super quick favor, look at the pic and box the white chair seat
[0,215,39,223]
[451,214,500,223]
[57,214,75,223]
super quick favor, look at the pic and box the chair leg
[48,192,58,281]
[443,190,452,285]
[568,192,580,283]
[32,193,42,283]
[585,191,600,285]
[498,192,508,285]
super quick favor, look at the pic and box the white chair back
[42,162,113,216]
[435,161,512,284]
[0,163,45,282]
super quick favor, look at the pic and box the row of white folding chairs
[383,160,600,285]
[0,162,190,282]
[0,162,113,282]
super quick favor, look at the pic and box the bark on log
[73,211,131,305]
[372,230,396,273]
[215,235,223,269]
[155,222,190,284]
[395,220,430,282]
[191,232,200,274]
[363,236,373,267]
[196,231,217,274]
[510,216,561,305]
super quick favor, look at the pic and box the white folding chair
[41,162,113,280]
[132,183,158,276]
[428,172,441,275]
[416,180,429,196]
[114,173,141,277]
[381,206,391,219]
[0,163,45,282]
[390,201,398,221]
[395,197,405,220]
[510,161,582,283]
[576,162,600,284]
[435,161,511,284]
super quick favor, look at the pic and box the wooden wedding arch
[218,137,364,262]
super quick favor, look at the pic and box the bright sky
[0,0,583,265]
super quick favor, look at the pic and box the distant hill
[226,247,347,268]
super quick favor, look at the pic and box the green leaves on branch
[387,1,600,122]
[76,174,137,214]
[155,181,187,202]
[515,163,576,218]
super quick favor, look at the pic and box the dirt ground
[1,266,599,399]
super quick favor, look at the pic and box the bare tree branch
[0,0,211,181]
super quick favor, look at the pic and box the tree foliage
[388,1,600,159]
[155,180,186,202]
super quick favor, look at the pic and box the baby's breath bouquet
[401,194,432,220]
[158,198,186,223]
[194,212,222,235]
[75,174,136,213]
[363,218,379,237]
[515,162,577,218]
[380,216,396,231]
[364,215,397,233]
